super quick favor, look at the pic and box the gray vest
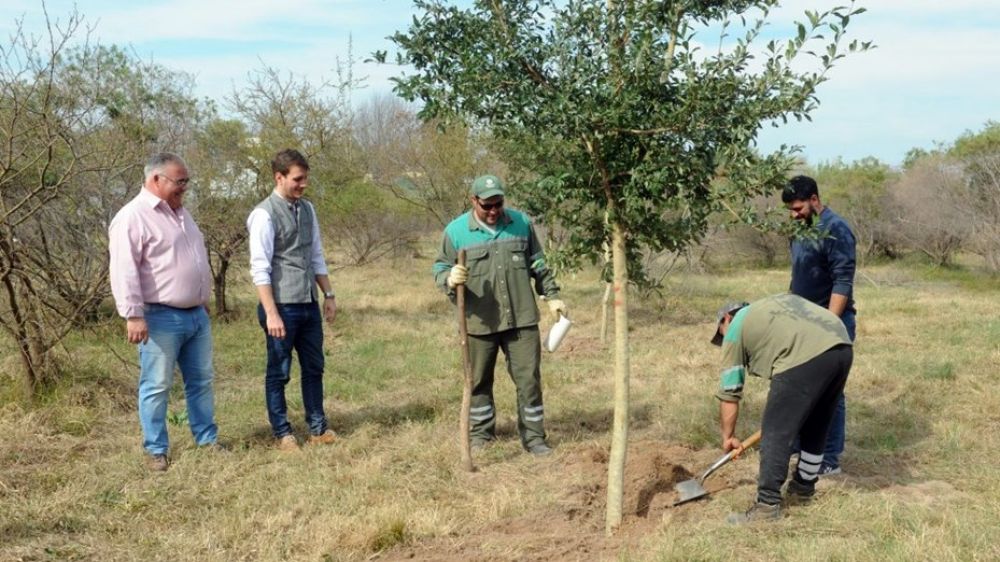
[256,193,317,303]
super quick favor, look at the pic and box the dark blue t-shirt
[789,207,856,312]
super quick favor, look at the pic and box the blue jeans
[258,302,328,437]
[138,304,217,455]
[821,311,856,468]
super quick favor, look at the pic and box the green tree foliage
[389,0,870,532]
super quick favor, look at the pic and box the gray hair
[144,152,186,181]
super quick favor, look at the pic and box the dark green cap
[471,174,505,199]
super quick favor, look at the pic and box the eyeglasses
[477,198,504,211]
[161,175,190,187]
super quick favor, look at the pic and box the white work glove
[447,264,469,288]
[547,298,567,320]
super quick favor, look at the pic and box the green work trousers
[468,325,546,448]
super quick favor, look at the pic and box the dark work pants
[757,344,853,505]
[467,326,545,448]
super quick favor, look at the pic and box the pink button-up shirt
[109,188,212,318]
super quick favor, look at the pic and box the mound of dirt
[382,439,755,561]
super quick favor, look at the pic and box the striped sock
[797,450,823,482]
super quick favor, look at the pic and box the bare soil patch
[381,439,754,561]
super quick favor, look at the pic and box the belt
[145,303,202,311]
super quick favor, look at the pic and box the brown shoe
[307,429,337,445]
[276,434,300,452]
[726,501,781,524]
[146,454,169,472]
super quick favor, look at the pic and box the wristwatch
[323,290,335,299]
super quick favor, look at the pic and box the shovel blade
[673,478,709,505]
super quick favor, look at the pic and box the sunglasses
[477,198,504,211]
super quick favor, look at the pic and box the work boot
[146,454,169,472]
[785,478,816,506]
[470,437,494,451]
[276,434,300,452]
[726,501,781,524]
[307,429,337,445]
[526,441,553,456]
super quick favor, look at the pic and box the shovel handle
[456,250,475,472]
[699,429,762,483]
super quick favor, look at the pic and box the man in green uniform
[710,294,853,523]
[433,174,566,456]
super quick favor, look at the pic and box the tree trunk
[599,281,612,344]
[214,258,229,316]
[605,220,630,535]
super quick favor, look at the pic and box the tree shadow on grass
[330,400,443,435]
[546,403,655,444]
[842,397,933,488]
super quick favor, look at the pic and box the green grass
[2,251,1000,561]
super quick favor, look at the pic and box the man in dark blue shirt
[783,175,857,476]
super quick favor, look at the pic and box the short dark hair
[781,175,819,203]
[271,149,310,176]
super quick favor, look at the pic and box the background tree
[356,93,504,226]
[890,154,968,266]
[948,122,1000,271]
[813,157,899,261]
[186,118,261,315]
[228,62,367,263]
[0,11,202,396]
[388,0,870,533]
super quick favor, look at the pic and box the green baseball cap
[471,174,505,199]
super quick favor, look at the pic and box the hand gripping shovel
[673,429,761,505]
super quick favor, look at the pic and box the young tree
[388,0,869,533]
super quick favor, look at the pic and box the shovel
[673,429,761,505]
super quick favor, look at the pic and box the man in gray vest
[247,149,337,451]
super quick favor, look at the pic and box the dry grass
[2,247,1000,561]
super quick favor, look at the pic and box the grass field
[2,244,1000,561]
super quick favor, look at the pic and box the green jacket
[433,209,560,336]
[717,293,851,402]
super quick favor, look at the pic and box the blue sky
[2,1,997,167]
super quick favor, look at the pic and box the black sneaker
[526,442,553,456]
[785,478,816,506]
[726,501,781,524]
[818,464,842,476]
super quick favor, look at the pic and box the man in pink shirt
[109,152,218,472]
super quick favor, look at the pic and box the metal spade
[674,429,762,505]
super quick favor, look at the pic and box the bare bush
[0,10,202,395]
[890,155,968,266]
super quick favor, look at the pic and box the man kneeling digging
[710,294,853,523]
